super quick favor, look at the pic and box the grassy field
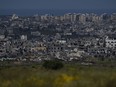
[0,64,116,87]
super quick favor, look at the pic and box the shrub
[42,60,64,70]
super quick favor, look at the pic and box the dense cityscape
[0,13,116,64]
[0,0,116,86]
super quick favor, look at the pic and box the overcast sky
[0,0,116,10]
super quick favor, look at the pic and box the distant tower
[79,14,86,23]
[111,13,116,20]
[64,13,71,21]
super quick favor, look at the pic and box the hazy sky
[0,0,116,10]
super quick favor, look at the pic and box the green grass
[0,64,116,87]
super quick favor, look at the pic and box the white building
[12,14,18,20]
[105,36,116,48]
[0,35,5,40]
[20,35,27,41]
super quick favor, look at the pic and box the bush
[42,60,64,70]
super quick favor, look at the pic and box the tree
[42,60,64,70]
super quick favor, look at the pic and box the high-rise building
[111,13,116,20]
[79,14,86,23]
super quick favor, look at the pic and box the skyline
[0,0,116,10]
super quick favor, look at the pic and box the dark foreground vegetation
[42,60,64,70]
[0,61,116,87]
